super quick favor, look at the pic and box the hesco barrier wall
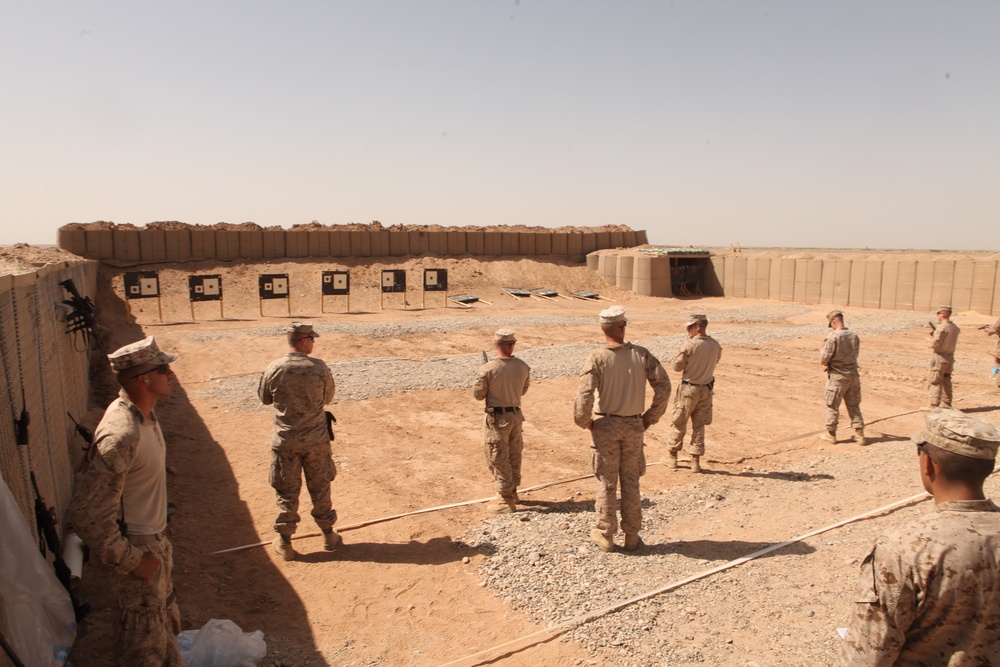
[0,261,97,563]
[594,252,1000,315]
[57,226,649,263]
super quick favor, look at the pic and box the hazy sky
[1,2,997,250]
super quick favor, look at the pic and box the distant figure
[666,314,722,472]
[985,316,1000,388]
[473,328,531,513]
[839,408,1000,665]
[820,310,865,445]
[68,336,183,666]
[259,322,339,561]
[928,306,960,408]
[574,306,671,552]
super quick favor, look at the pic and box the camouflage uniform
[986,318,1000,388]
[840,408,1000,665]
[575,341,671,538]
[667,328,722,458]
[928,318,960,408]
[68,391,182,666]
[821,325,864,433]
[474,351,531,499]
[259,351,337,537]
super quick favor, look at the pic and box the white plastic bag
[178,619,266,667]
[0,471,76,667]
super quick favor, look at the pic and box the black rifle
[66,412,94,449]
[325,411,337,441]
[58,278,98,348]
[30,473,89,621]
[928,320,936,332]
[482,350,489,363]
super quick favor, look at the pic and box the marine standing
[985,316,1000,388]
[68,336,183,667]
[259,322,339,561]
[839,408,1000,665]
[820,310,865,445]
[928,305,960,408]
[665,314,722,473]
[473,328,531,513]
[574,306,671,552]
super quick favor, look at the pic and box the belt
[682,379,715,389]
[595,413,641,418]
[486,406,520,414]
[129,533,164,546]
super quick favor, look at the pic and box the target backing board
[381,270,406,293]
[123,272,160,299]
[259,274,290,299]
[189,275,222,302]
[322,271,350,296]
[423,269,448,292]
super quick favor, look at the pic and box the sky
[1,1,997,250]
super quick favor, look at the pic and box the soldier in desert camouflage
[984,316,1000,388]
[68,336,183,667]
[574,306,671,552]
[839,408,1000,665]
[819,310,866,445]
[473,328,531,513]
[259,322,339,561]
[927,305,960,408]
[665,313,722,472]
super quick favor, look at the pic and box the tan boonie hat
[494,328,517,344]
[599,305,627,325]
[285,322,319,340]
[108,336,178,372]
[826,310,843,327]
[685,313,708,328]
[912,407,1000,460]
[937,305,953,314]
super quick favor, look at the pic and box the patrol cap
[599,305,627,325]
[108,336,178,372]
[285,322,319,340]
[912,407,1000,460]
[936,305,953,315]
[494,328,517,344]
[685,313,708,328]
[827,310,843,327]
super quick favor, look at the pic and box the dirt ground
[31,250,999,666]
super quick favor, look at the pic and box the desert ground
[35,250,1000,667]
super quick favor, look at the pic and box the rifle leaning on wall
[30,472,90,622]
[58,278,98,350]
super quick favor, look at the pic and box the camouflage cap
[599,305,627,325]
[285,322,319,340]
[107,336,178,372]
[685,313,708,328]
[827,310,844,327]
[937,305,953,314]
[912,407,1000,460]
[494,328,517,344]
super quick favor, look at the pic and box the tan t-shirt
[672,334,722,384]
[574,342,671,426]
[473,356,530,408]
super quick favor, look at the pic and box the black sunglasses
[128,364,171,380]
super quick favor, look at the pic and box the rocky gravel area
[460,437,1000,667]
[196,306,935,412]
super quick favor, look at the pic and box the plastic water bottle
[992,367,999,385]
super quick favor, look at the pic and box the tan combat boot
[668,451,679,470]
[273,535,296,561]
[511,491,520,503]
[623,533,641,551]
[322,529,342,551]
[854,429,868,446]
[690,455,702,473]
[820,431,837,444]
[486,496,516,514]
[590,528,615,552]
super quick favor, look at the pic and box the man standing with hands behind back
[474,328,531,514]
[68,336,183,667]
[259,322,339,561]
[575,306,671,552]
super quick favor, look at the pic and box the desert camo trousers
[825,372,864,432]
[928,354,954,408]
[270,439,337,536]
[590,415,646,537]
[667,383,713,456]
[483,410,524,498]
[113,534,183,667]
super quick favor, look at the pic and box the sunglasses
[916,442,935,462]
[128,364,172,380]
